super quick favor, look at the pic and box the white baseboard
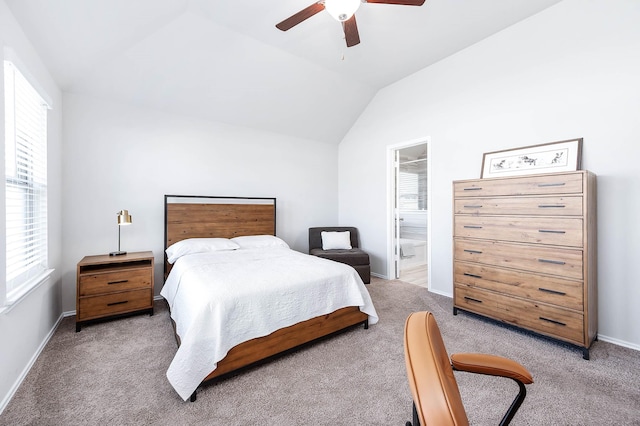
[597,334,640,352]
[426,288,452,298]
[0,312,65,415]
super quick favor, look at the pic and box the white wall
[0,0,63,412]
[339,0,640,348]
[61,93,340,312]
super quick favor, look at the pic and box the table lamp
[109,209,132,256]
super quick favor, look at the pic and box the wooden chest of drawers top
[454,171,586,198]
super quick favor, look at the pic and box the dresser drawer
[79,268,152,296]
[455,216,583,247]
[455,285,584,344]
[454,239,583,280]
[454,172,583,198]
[454,262,583,311]
[454,196,583,216]
[77,288,152,321]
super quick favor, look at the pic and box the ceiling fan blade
[276,2,325,31]
[365,0,425,5]
[342,15,360,47]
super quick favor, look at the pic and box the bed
[161,195,379,401]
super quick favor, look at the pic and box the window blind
[399,171,419,210]
[4,60,49,298]
[398,159,427,211]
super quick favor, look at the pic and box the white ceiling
[5,0,563,144]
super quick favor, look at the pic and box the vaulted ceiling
[5,0,563,144]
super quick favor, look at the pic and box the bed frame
[164,195,369,401]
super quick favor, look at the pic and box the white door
[393,149,401,279]
[388,140,430,287]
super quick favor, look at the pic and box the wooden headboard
[164,195,276,279]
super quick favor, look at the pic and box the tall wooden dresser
[453,171,597,359]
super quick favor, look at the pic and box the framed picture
[481,138,582,178]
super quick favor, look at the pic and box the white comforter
[160,247,378,400]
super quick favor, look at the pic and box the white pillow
[321,231,352,250]
[231,235,289,249]
[165,238,240,264]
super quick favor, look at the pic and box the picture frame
[480,138,583,179]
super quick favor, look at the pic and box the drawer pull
[538,229,566,234]
[463,187,482,191]
[464,296,483,303]
[464,225,483,229]
[107,300,129,306]
[108,279,129,285]
[464,272,482,279]
[538,204,566,208]
[539,316,566,326]
[538,182,566,187]
[538,287,566,296]
[464,249,483,254]
[538,258,566,265]
[463,205,483,208]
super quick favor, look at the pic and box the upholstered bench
[308,227,371,284]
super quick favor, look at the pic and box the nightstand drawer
[77,288,152,321]
[79,268,152,296]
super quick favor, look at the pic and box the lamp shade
[117,210,132,226]
[324,0,361,22]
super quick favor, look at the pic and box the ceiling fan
[276,0,426,48]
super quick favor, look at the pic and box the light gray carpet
[1,278,639,425]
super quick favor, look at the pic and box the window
[4,59,50,302]
[398,159,427,211]
[399,171,419,210]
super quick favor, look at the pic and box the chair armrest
[451,353,533,384]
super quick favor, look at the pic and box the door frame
[386,137,432,288]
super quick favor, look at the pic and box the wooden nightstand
[76,251,154,332]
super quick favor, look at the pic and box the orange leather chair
[403,311,533,426]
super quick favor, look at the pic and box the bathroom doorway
[388,140,430,287]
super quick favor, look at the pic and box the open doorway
[388,139,430,287]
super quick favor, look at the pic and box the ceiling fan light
[324,0,361,22]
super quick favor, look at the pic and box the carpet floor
[1,278,639,425]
